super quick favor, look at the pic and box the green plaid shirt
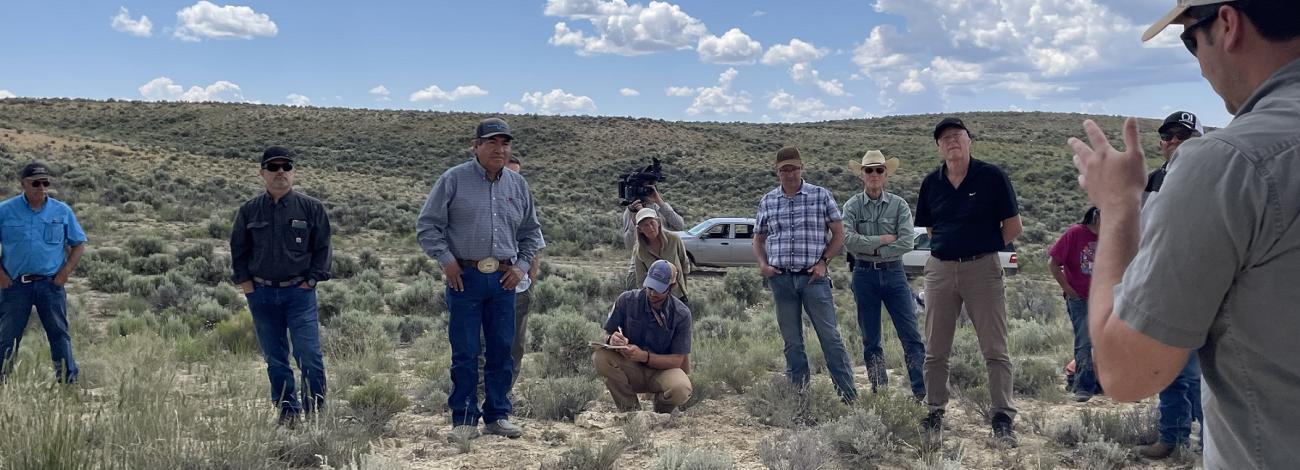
[842,191,915,262]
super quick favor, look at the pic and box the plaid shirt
[755,181,842,270]
[416,156,546,274]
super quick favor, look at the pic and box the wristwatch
[306,278,318,288]
[817,256,829,266]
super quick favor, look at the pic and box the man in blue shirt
[417,117,544,441]
[0,162,88,383]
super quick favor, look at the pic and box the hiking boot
[868,359,888,392]
[1072,389,1094,402]
[446,425,481,442]
[484,419,523,438]
[991,412,1018,448]
[1138,441,1178,459]
[921,409,944,444]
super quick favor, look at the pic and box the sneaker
[991,412,1018,448]
[1072,390,1094,402]
[921,409,944,444]
[446,425,481,442]
[484,419,523,438]
[1138,441,1177,460]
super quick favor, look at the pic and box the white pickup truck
[901,227,1019,278]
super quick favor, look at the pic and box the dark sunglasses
[263,162,294,172]
[1159,128,1197,142]
[862,166,887,175]
[1180,9,1220,57]
[28,179,50,187]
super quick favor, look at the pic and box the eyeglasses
[1159,128,1198,142]
[263,162,294,172]
[862,167,886,175]
[1180,9,1220,57]
[28,180,50,187]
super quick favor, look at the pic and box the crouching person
[593,260,693,413]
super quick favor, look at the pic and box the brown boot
[1138,441,1176,459]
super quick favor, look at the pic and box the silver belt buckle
[476,257,499,274]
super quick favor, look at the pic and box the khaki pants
[591,349,692,413]
[922,254,1016,419]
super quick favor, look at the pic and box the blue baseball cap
[643,259,674,294]
[475,117,513,140]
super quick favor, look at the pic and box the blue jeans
[1158,354,1203,445]
[851,263,926,396]
[447,269,516,426]
[0,279,77,383]
[1064,296,1100,395]
[246,284,326,417]
[769,273,857,400]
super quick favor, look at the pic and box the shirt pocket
[2,221,28,242]
[287,219,310,253]
[43,219,65,244]
[246,220,272,246]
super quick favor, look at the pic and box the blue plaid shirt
[755,181,842,270]
[416,156,545,274]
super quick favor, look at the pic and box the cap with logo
[1159,111,1204,135]
[643,259,675,294]
[19,162,51,180]
[475,117,513,140]
[933,117,970,141]
[261,146,296,165]
[775,147,803,169]
[1142,0,1242,42]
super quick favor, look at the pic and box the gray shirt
[1115,57,1300,470]
[843,191,916,262]
[417,156,545,274]
[622,201,685,250]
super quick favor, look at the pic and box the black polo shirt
[230,190,332,284]
[915,158,1018,260]
[603,289,692,356]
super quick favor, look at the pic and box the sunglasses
[263,162,294,172]
[1159,128,1197,142]
[28,180,51,187]
[1180,9,1219,57]
[862,167,886,175]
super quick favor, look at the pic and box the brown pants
[922,254,1016,419]
[592,349,692,413]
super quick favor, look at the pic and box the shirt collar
[1235,56,1300,118]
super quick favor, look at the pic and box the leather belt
[776,267,813,275]
[253,276,305,287]
[937,252,993,263]
[458,258,512,273]
[855,260,902,270]
[17,274,49,284]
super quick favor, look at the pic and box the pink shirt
[1049,224,1098,299]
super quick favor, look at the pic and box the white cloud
[620,87,641,96]
[752,10,766,17]
[789,63,847,96]
[369,85,391,101]
[545,0,709,56]
[665,86,696,97]
[697,28,763,64]
[503,102,526,114]
[409,85,488,103]
[111,7,153,37]
[138,76,245,102]
[519,89,597,115]
[761,38,826,66]
[849,73,863,81]
[286,93,311,106]
[173,1,277,42]
[898,70,926,94]
[0,90,14,99]
[767,90,863,122]
[682,68,751,116]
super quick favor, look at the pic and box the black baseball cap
[475,117,513,140]
[933,117,970,141]
[260,146,296,165]
[1158,111,1204,135]
[19,162,51,180]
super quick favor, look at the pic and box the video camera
[618,158,667,206]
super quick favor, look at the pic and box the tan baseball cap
[1142,0,1239,42]
[775,147,803,169]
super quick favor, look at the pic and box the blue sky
[0,0,1232,126]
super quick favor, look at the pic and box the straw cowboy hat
[849,150,900,175]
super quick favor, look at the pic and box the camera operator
[622,183,684,287]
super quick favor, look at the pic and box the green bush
[358,249,382,271]
[107,312,155,337]
[541,441,626,470]
[758,430,831,470]
[819,408,894,464]
[132,253,177,275]
[213,310,259,355]
[386,277,444,317]
[653,446,736,470]
[124,235,166,257]
[399,254,437,276]
[1014,356,1062,399]
[537,312,603,377]
[517,377,602,421]
[745,375,851,428]
[722,268,765,306]
[87,263,131,293]
[332,254,361,279]
[346,379,411,433]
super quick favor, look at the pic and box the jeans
[447,269,516,426]
[0,279,77,383]
[851,263,926,396]
[246,284,326,417]
[769,272,857,400]
[1064,296,1100,395]
[1158,354,1203,445]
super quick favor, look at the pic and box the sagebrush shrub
[347,379,410,433]
[819,408,893,464]
[517,377,601,421]
[653,446,736,470]
[758,430,830,470]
